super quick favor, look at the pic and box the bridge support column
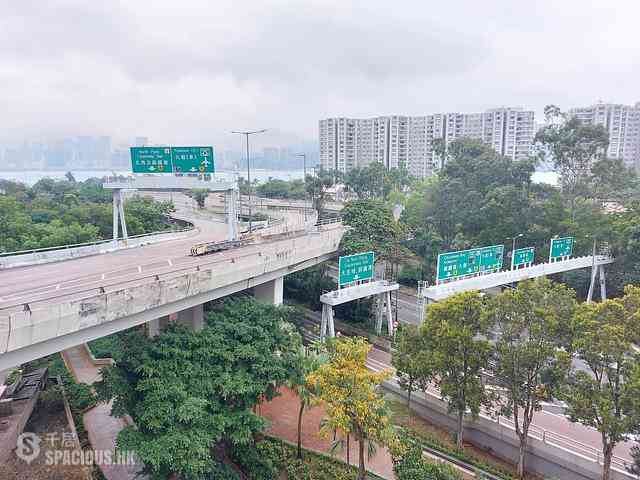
[320,303,335,340]
[147,315,171,337]
[147,306,203,337]
[375,294,384,334]
[385,291,394,336]
[374,292,394,336]
[254,277,284,306]
[177,304,205,332]
[599,265,607,301]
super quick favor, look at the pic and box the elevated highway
[0,198,345,370]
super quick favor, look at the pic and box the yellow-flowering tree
[307,336,394,480]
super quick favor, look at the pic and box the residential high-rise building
[319,107,535,177]
[570,102,640,170]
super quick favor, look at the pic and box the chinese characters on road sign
[339,251,375,286]
[130,146,215,174]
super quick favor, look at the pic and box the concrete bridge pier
[147,304,205,337]
[253,277,284,306]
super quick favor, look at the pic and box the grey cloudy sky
[1,0,639,149]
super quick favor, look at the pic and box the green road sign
[339,251,375,285]
[130,147,172,173]
[437,245,504,282]
[512,247,535,267]
[130,146,215,174]
[172,146,215,173]
[550,237,574,260]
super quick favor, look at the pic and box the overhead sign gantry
[130,146,215,174]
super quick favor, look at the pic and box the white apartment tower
[319,107,535,177]
[570,102,640,170]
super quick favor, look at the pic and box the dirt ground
[0,398,92,480]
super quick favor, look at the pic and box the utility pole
[231,129,267,233]
[297,153,307,221]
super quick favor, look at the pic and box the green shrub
[39,384,65,412]
[398,428,514,480]
[232,442,280,480]
[393,444,462,480]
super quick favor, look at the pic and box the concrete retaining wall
[383,381,633,480]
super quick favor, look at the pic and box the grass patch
[387,398,519,480]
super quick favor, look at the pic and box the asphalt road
[0,193,308,311]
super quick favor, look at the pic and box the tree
[535,105,610,218]
[486,278,576,479]
[400,138,537,260]
[307,336,394,480]
[562,286,640,480]
[341,199,409,262]
[189,189,208,209]
[344,163,385,199]
[420,291,493,449]
[288,341,329,459]
[306,171,336,220]
[95,298,302,480]
[391,324,425,408]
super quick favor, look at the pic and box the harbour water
[0,169,306,186]
[0,169,558,186]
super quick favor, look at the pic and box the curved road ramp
[0,224,345,371]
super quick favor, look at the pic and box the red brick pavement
[260,387,396,479]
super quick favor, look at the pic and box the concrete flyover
[0,222,346,371]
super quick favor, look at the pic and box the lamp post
[231,129,267,233]
[297,153,307,221]
[507,233,524,271]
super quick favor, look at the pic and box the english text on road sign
[172,146,215,173]
[130,147,172,173]
[549,237,573,260]
[339,251,375,285]
[437,245,504,282]
[130,146,215,174]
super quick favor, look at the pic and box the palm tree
[288,341,328,460]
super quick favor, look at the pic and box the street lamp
[231,129,267,233]
[296,153,307,221]
[507,233,524,271]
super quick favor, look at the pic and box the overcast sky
[1,0,639,149]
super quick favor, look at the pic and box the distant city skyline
[0,135,319,172]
